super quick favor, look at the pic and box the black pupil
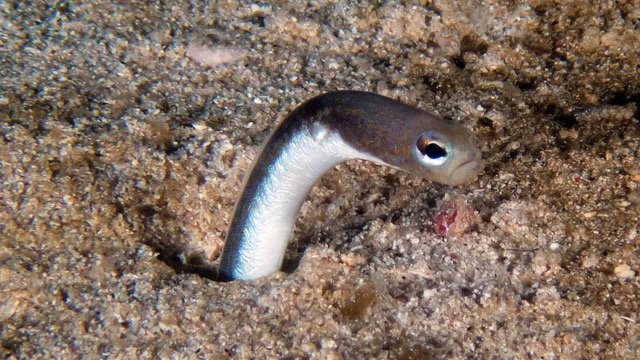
[421,142,447,159]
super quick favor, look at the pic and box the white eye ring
[413,133,449,167]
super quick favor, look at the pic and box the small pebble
[186,45,246,67]
[434,196,479,237]
[614,264,635,280]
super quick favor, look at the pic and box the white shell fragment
[186,45,246,67]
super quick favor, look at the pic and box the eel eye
[414,133,449,167]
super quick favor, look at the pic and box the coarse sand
[1,1,639,358]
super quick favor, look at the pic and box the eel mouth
[449,153,483,185]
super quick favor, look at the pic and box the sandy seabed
[1,1,639,358]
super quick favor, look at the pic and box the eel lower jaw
[448,155,484,186]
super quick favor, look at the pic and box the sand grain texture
[1,0,639,358]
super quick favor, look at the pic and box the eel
[219,91,482,280]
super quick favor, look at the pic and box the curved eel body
[219,91,482,281]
